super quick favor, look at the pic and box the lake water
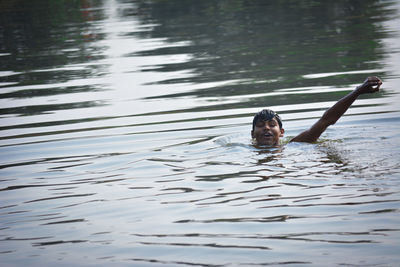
[1,0,400,266]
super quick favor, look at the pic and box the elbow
[325,118,337,126]
[321,112,338,126]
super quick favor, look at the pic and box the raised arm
[290,76,382,143]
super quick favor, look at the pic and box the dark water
[1,0,400,266]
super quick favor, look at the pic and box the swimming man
[251,76,383,146]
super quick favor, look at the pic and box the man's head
[251,109,284,146]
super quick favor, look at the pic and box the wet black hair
[252,109,283,130]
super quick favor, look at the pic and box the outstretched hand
[356,76,382,94]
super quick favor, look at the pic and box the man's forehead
[256,117,278,123]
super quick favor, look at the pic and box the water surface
[1,0,400,266]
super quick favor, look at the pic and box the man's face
[251,118,284,146]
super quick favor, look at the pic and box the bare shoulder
[290,121,327,143]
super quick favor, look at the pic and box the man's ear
[251,130,254,138]
[280,128,285,137]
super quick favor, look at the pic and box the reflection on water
[1,0,400,266]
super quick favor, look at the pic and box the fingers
[367,76,382,91]
[357,76,382,94]
[367,76,380,83]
